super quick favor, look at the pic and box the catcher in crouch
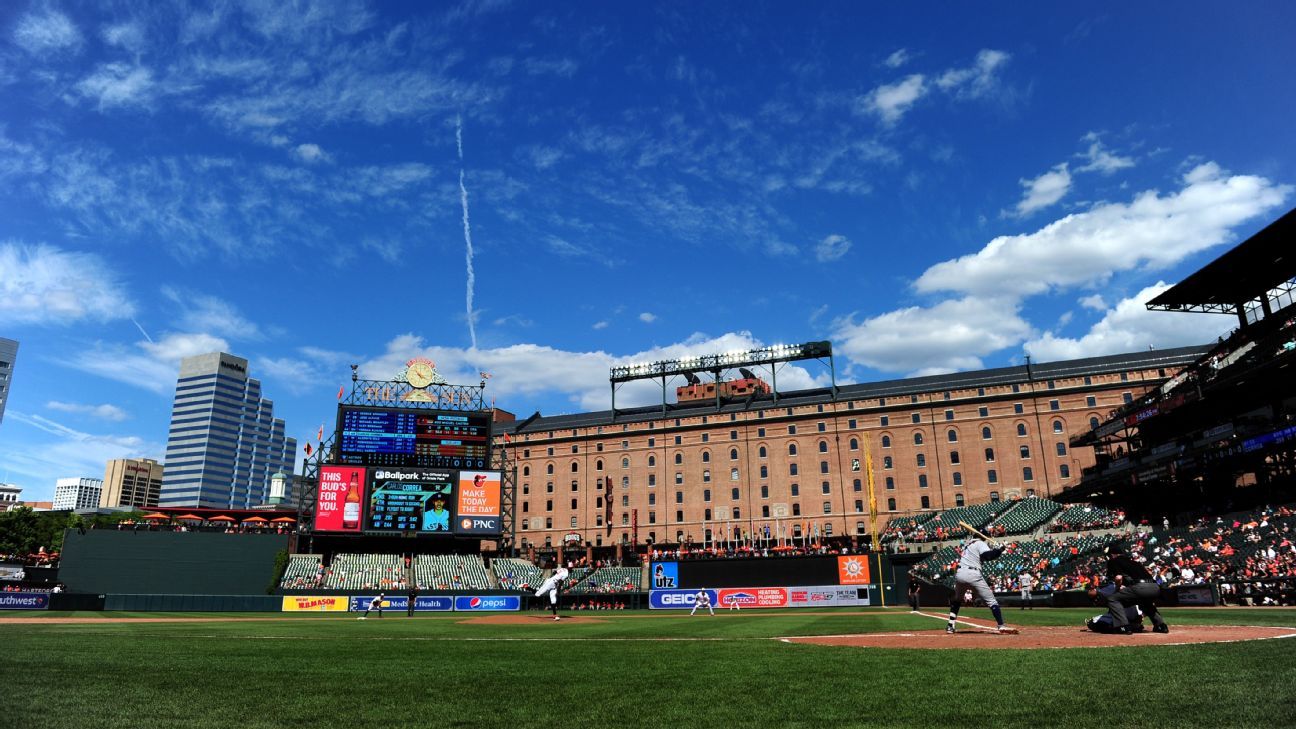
[946,536,1017,634]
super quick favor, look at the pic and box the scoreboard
[336,405,492,469]
[315,466,503,536]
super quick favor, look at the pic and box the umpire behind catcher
[1091,542,1169,635]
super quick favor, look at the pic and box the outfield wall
[59,530,289,595]
[648,554,882,609]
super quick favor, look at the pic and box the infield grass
[4,607,1294,729]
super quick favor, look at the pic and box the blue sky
[1,1,1293,501]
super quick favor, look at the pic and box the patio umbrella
[141,513,170,520]
[271,516,296,523]
[242,516,269,523]
[208,515,236,522]
[176,514,203,521]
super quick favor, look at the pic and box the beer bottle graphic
[342,472,362,530]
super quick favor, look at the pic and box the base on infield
[782,625,1296,650]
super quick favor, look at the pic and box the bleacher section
[569,567,643,594]
[492,558,544,590]
[914,502,1003,541]
[989,498,1063,535]
[414,555,491,590]
[325,554,405,591]
[280,554,323,589]
[1048,504,1123,532]
[882,513,936,542]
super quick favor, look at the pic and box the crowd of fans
[647,542,860,561]
[1047,506,1126,533]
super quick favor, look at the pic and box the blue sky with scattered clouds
[2,1,1294,500]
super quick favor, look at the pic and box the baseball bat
[957,520,993,542]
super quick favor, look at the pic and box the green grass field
[5,607,1295,728]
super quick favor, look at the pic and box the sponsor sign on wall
[455,471,502,535]
[282,595,349,612]
[316,465,367,533]
[648,589,718,609]
[348,596,454,612]
[0,592,50,610]
[649,562,679,589]
[836,555,871,585]
[651,585,870,609]
[453,595,521,611]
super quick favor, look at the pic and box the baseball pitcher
[535,566,570,621]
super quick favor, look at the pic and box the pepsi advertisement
[454,595,521,611]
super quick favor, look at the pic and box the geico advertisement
[648,589,719,609]
[282,596,349,612]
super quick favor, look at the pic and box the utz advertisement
[348,596,454,612]
[0,592,50,610]
[282,595,348,612]
[649,589,719,609]
[649,562,679,589]
[454,595,521,611]
[836,555,872,585]
[455,470,502,535]
[316,465,367,532]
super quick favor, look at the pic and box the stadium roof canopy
[1146,207,1296,319]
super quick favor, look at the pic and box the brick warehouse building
[500,345,1207,550]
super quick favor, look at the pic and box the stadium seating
[492,558,544,590]
[1048,504,1124,532]
[413,554,491,590]
[325,554,405,591]
[989,497,1063,535]
[280,554,324,589]
[882,513,936,542]
[569,566,643,593]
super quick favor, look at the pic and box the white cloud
[0,413,161,497]
[1078,294,1107,310]
[831,296,1033,375]
[1011,163,1072,217]
[140,332,231,363]
[638,312,658,323]
[161,289,263,340]
[861,74,927,125]
[592,321,609,330]
[524,57,579,77]
[1076,133,1135,175]
[75,63,156,110]
[918,162,1291,298]
[0,243,136,325]
[294,143,331,164]
[935,49,1010,99]
[101,21,145,52]
[13,6,82,54]
[815,234,851,262]
[46,401,128,421]
[358,332,831,412]
[1025,283,1228,361]
[884,49,910,68]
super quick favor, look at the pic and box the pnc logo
[461,519,472,529]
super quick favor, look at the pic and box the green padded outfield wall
[59,530,289,595]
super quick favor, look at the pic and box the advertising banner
[348,596,454,612]
[454,470,502,535]
[281,595,349,612]
[1174,585,1216,606]
[649,589,718,609]
[836,555,872,585]
[316,465,366,533]
[368,468,455,532]
[0,592,50,610]
[649,562,679,589]
[788,585,872,607]
[454,595,521,611]
[717,587,788,609]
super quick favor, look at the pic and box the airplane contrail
[457,115,477,350]
[131,317,154,344]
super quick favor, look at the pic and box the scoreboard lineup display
[337,405,492,469]
[368,469,455,532]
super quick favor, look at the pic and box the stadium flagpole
[863,432,884,607]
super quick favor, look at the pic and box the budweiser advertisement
[316,465,366,532]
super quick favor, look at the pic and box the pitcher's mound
[783,624,1296,650]
[457,615,609,625]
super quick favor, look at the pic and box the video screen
[367,468,455,532]
[336,405,492,469]
[315,465,367,533]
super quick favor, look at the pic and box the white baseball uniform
[690,590,714,616]
[535,567,569,605]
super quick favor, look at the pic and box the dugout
[59,529,289,596]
